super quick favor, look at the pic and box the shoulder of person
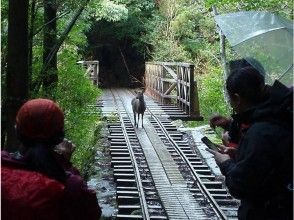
[2,150,28,169]
[249,121,291,135]
[242,121,291,150]
[2,165,65,206]
[61,174,101,220]
[64,173,95,196]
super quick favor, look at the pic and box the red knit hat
[16,99,64,141]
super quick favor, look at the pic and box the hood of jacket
[232,80,293,129]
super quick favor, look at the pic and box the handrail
[77,60,99,86]
[145,62,201,118]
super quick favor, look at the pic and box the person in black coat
[208,63,293,220]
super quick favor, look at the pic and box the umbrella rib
[232,27,288,46]
[277,64,293,81]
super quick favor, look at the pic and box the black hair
[227,59,251,71]
[17,129,65,147]
[25,143,67,183]
[226,66,265,105]
[227,58,266,76]
[17,130,66,183]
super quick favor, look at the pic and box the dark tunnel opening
[84,20,147,88]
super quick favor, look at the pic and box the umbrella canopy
[215,11,293,86]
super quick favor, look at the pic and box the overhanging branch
[32,0,90,93]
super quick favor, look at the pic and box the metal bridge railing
[145,62,201,119]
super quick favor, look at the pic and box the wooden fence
[145,62,201,119]
[77,60,99,86]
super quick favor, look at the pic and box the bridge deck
[99,88,202,120]
[113,89,210,219]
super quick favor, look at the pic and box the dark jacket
[220,81,293,220]
[1,151,101,220]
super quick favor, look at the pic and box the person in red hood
[1,98,101,220]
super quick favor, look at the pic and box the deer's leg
[133,112,136,127]
[141,113,144,128]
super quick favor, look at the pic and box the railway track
[100,88,239,219]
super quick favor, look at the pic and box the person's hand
[206,148,231,165]
[209,114,231,130]
[221,131,230,146]
[217,144,237,159]
[54,139,76,161]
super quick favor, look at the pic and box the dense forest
[1,0,293,176]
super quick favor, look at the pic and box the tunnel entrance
[85,20,146,88]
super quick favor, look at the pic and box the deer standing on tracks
[131,90,146,128]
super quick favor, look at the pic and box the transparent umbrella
[215,11,293,86]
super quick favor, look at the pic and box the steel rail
[110,89,150,220]
[146,107,228,220]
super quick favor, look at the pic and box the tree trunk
[5,0,29,152]
[43,0,57,95]
[33,0,90,94]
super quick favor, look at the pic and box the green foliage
[3,0,291,175]
[84,0,156,57]
[89,0,129,22]
[56,47,101,177]
[204,0,293,19]
[142,0,292,130]
[59,15,88,46]
[170,5,200,40]
[2,0,107,176]
[28,0,104,177]
[143,0,232,127]
[142,13,190,61]
[56,48,99,107]
[187,67,231,127]
[197,66,230,120]
[152,39,190,61]
[32,43,101,177]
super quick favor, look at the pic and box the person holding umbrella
[207,61,293,220]
[215,11,293,86]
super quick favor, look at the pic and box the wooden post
[95,62,99,86]
[77,60,99,86]
[189,65,194,116]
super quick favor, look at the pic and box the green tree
[33,0,91,94]
[205,0,293,19]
